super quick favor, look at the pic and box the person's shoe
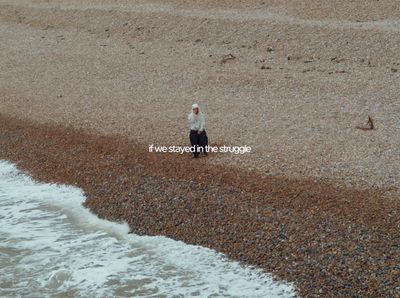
[193,154,199,158]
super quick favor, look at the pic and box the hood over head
[191,103,202,114]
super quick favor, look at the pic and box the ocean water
[0,160,296,298]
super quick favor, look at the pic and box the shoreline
[0,159,296,297]
[1,115,398,297]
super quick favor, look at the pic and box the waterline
[0,160,296,297]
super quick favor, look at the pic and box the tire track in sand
[2,0,400,32]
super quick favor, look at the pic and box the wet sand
[0,115,399,297]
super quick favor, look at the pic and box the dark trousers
[189,130,208,157]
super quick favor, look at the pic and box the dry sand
[0,0,399,195]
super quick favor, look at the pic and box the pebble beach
[0,0,399,297]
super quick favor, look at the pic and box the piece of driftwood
[356,115,374,131]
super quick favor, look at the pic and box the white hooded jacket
[188,104,205,131]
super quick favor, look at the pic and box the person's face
[193,107,199,114]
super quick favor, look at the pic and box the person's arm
[198,114,205,132]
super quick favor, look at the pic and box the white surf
[0,160,296,297]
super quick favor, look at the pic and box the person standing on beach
[188,103,208,158]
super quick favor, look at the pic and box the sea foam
[0,160,296,297]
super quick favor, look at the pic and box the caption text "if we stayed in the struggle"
[148,144,252,155]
